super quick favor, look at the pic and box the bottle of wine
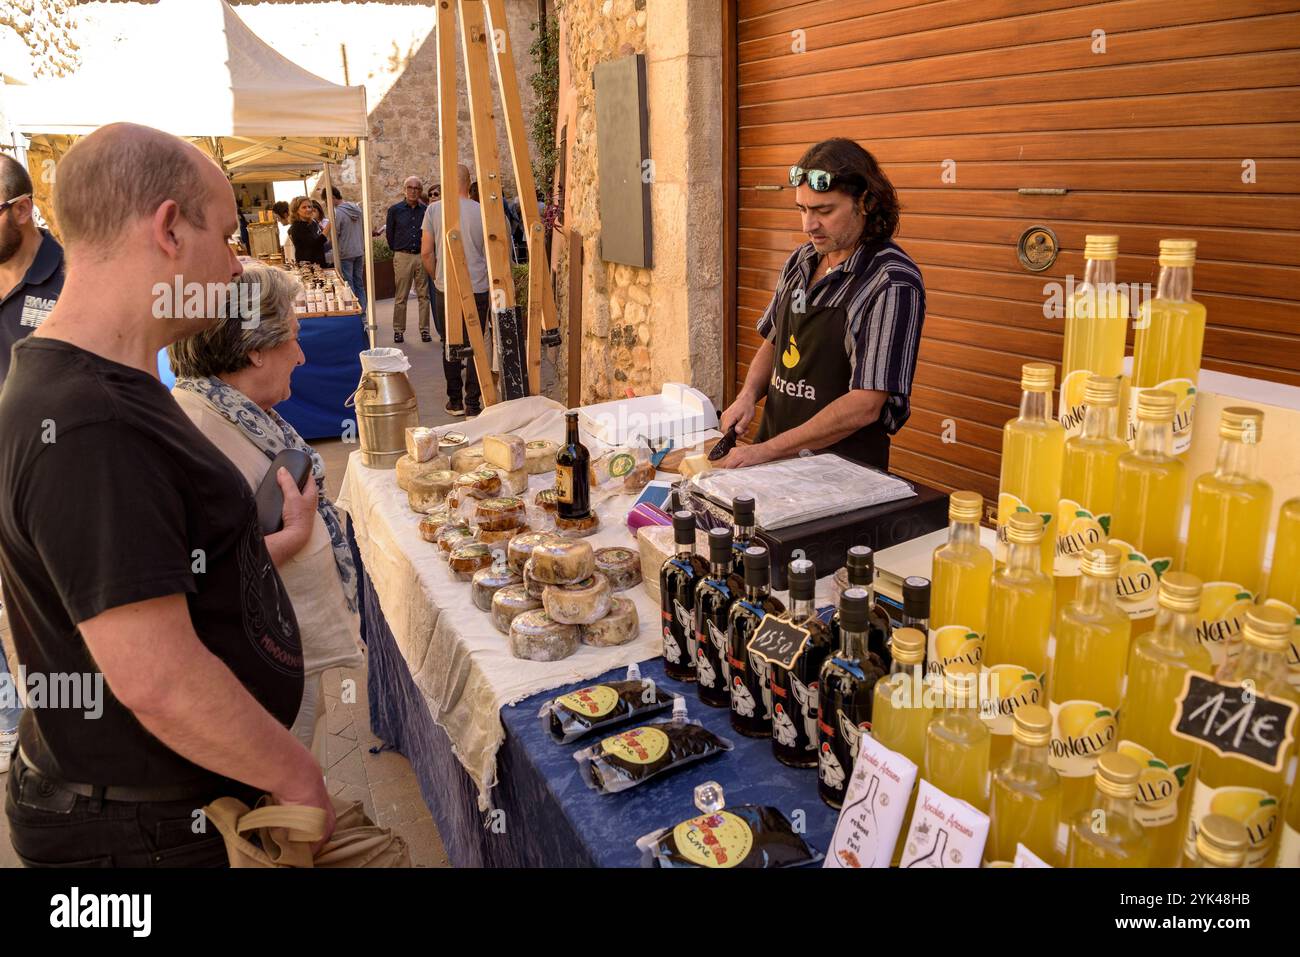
[660,510,708,681]
[695,528,744,708]
[832,546,893,668]
[727,546,785,738]
[817,587,889,808]
[730,495,756,578]
[767,558,832,769]
[555,411,591,520]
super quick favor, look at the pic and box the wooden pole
[436,0,465,353]
[321,163,341,271]
[359,138,377,347]
[567,228,582,408]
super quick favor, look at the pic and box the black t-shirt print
[0,337,303,789]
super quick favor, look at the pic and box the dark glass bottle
[694,527,744,708]
[727,546,785,737]
[659,510,707,682]
[555,411,591,520]
[832,546,893,670]
[817,587,889,808]
[902,575,930,635]
[730,495,755,578]
[769,559,832,769]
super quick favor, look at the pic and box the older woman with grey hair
[169,264,362,768]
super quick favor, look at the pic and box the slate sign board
[1170,672,1298,773]
[747,616,810,672]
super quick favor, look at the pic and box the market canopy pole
[321,162,341,271]
[359,137,376,348]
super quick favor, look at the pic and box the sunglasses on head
[0,193,31,214]
[789,167,835,191]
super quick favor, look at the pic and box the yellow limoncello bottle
[928,491,992,675]
[1060,235,1128,439]
[924,662,991,813]
[989,704,1061,866]
[1262,497,1300,692]
[1116,572,1214,867]
[1066,752,1150,867]
[1130,239,1207,452]
[871,628,932,866]
[1184,407,1273,673]
[1055,374,1127,608]
[1048,544,1131,840]
[1193,814,1249,868]
[997,362,1065,572]
[1110,389,1185,637]
[983,513,1053,770]
[1185,604,1299,867]
[1278,762,1300,868]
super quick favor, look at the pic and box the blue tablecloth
[362,556,841,867]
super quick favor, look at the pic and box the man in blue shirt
[320,185,366,314]
[384,177,429,343]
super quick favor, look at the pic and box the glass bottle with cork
[554,411,591,520]
[660,510,708,682]
[727,545,785,738]
[694,527,743,709]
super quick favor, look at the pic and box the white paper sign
[897,779,990,868]
[823,731,917,868]
[1014,842,1053,868]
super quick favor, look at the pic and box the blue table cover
[362,554,841,867]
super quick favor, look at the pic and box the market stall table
[274,311,367,440]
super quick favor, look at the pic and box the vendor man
[719,138,924,471]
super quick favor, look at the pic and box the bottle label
[1127,378,1197,453]
[980,664,1045,736]
[1197,582,1253,672]
[1260,597,1300,689]
[671,811,754,868]
[1115,739,1189,828]
[824,733,919,869]
[1109,539,1169,621]
[556,685,619,719]
[1054,498,1110,577]
[926,624,984,676]
[1058,369,1094,437]
[1184,780,1280,867]
[995,493,1054,565]
[1048,698,1117,778]
[600,726,669,765]
[555,464,573,504]
[1278,820,1300,869]
[695,621,729,690]
[898,779,991,869]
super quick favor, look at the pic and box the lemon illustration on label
[781,334,800,369]
[601,726,670,765]
[673,811,755,868]
[933,624,984,671]
[1056,499,1107,562]
[1110,540,1167,617]
[557,684,619,719]
[1209,787,1278,851]
[1116,740,1181,814]
[1051,701,1117,777]
[1197,582,1253,666]
[1059,369,1093,434]
[983,664,1042,734]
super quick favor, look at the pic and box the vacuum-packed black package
[638,805,823,868]
[540,678,675,744]
[574,719,732,794]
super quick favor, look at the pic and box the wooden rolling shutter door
[731,0,1300,504]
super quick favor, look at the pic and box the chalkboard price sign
[747,616,811,672]
[1170,672,1299,773]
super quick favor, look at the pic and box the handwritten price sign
[1170,672,1298,773]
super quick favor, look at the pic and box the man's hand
[274,766,337,854]
[265,468,318,566]
[717,442,775,470]
[720,394,757,435]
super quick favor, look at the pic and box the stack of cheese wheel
[472,563,522,610]
[418,505,453,543]
[512,539,599,660]
[472,496,529,546]
[396,454,452,493]
[579,596,639,647]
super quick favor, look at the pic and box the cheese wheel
[454,468,502,498]
[491,583,542,634]
[522,558,547,599]
[476,524,528,546]
[579,596,639,647]
[554,512,600,538]
[395,453,452,491]
[449,542,494,580]
[405,426,441,463]
[484,434,526,472]
[473,496,527,532]
[439,430,468,457]
[418,506,453,543]
[487,466,530,496]
[542,572,612,625]
[534,488,560,513]
[594,546,643,592]
[472,565,523,612]
[508,531,559,575]
[452,444,487,474]
[437,521,473,552]
[524,439,559,475]
[407,469,457,513]
[508,610,580,662]
[529,539,595,585]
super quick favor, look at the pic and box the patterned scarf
[174,375,358,615]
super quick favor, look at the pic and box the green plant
[371,237,394,262]
[528,10,561,199]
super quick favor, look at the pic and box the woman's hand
[264,468,318,566]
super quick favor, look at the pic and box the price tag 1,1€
[1169,672,1299,774]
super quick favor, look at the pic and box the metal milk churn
[350,363,419,469]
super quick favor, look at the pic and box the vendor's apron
[754,273,891,470]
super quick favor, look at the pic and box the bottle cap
[1083,374,1121,407]
[1094,752,1141,799]
[1158,238,1197,268]
[839,587,871,632]
[708,527,734,564]
[845,546,874,587]
[1020,362,1055,392]
[1006,513,1045,545]
[626,662,641,681]
[1080,543,1122,579]
[942,662,980,707]
[890,627,926,665]
[1242,604,1293,652]
[1157,571,1202,614]
[672,510,697,546]
[1083,235,1119,260]
[1135,389,1177,422]
[742,545,770,589]
[1195,814,1249,868]
[788,558,816,600]
[671,694,688,722]
[694,781,725,815]
[1219,406,1264,444]
[1011,703,1053,747]
[732,495,756,525]
[948,491,983,523]
[903,576,931,619]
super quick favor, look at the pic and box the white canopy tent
[6,0,377,341]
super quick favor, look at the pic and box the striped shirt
[758,239,925,434]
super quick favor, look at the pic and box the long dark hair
[795,138,899,244]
